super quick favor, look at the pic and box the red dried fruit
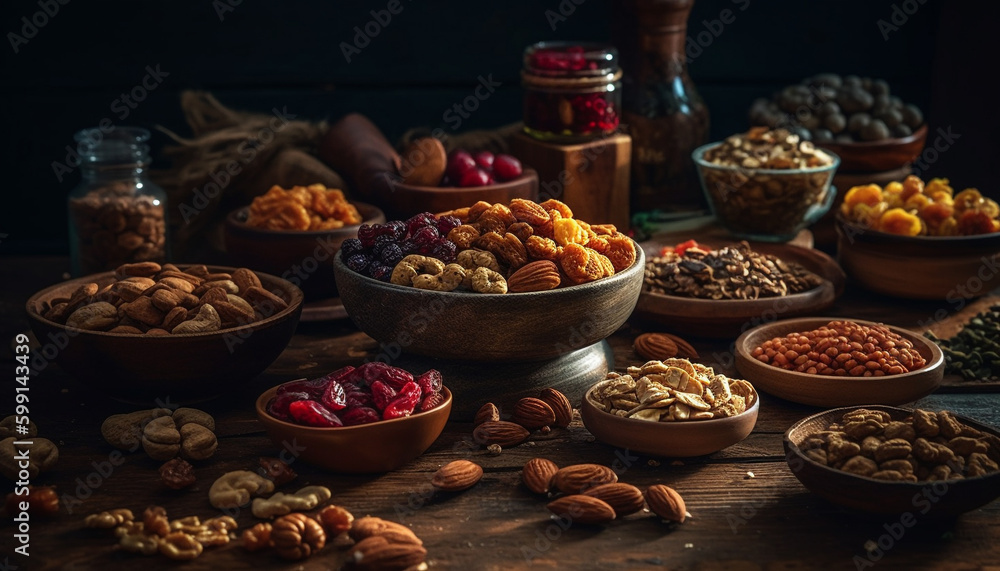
[259,457,298,486]
[405,212,438,236]
[459,167,492,188]
[268,390,310,421]
[474,150,495,170]
[370,381,398,411]
[382,381,422,419]
[344,386,375,409]
[415,369,443,395]
[288,400,343,427]
[276,378,327,400]
[159,458,196,490]
[321,381,347,411]
[419,392,446,412]
[359,362,414,391]
[446,150,477,182]
[493,154,523,181]
[340,406,382,426]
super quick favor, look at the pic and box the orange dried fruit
[509,198,551,226]
[553,218,588,247]
[560,244,613,285]
[525,235,561,261]
[878,208,922,236]
[539,199,573,219]
[900,174,924,201]
[840,184,883,216]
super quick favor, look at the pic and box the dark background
[0,0,993,255]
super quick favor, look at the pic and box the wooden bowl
[735,317,944,407]
[634,241,846,338]
[333,243,645,362]
[817,124,928,172]
[580,380,759,457]
[378,170,539,220]
[784,405,1000,516]
[255,384,451,473]
[25,266,303,404]
[836,215,1000,300]
[223,202,385,300]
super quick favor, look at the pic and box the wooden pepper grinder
[614,0,710,219]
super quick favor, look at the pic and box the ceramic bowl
[224,201,385,300]
[693,143,840,242]
[25,266,303,403]
[580,379,759,457]
[255,383,452,473]
[817,124,928,172]
[333,241,645,362]
[836,214,1000,300]
[378,169,539,220]
[784,404,1000,516]
[735,317,944,407]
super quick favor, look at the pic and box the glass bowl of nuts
[784,405,1000,517]
[693,127,840,242]
[734,317,944,407]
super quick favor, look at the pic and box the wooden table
[2,256,999,570]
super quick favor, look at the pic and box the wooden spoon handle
[319,113,399,200]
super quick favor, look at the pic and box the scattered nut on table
[209,470,276,509]
[0,437,59,480]
[251,485,332,518]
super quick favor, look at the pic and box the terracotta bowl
[223,202,385,300]
[735,317,944,407]
[255,384,451,473]
[836,214,1000,300]
[333,243,644,362]
[25,266,303,404]
[784,405,1000,517]
[377,169,539,220]
[817,124,928,172]
[580,379,759,458]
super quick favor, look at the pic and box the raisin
[427,239,457,262]
[415,369,443,394]
[411,225,440,246]
[311,366,356,386]
[358,223,403,248]
[369,263,394,282]
[288,400,343,427]
[321,380,347,411]
[159,459,196,490]
[406,212,438,236]
[374,242,404,266]
[346,253,371,274]
[382,381,422,419]
[277,378,328,399]
[259,457,298,486]
[370,381,397,411]
[340,406,381,426]
[340,238,364,260]
[436,215,462,235]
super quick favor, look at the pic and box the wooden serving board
[911,293,1000,391]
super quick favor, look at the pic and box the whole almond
[522,458,560,494]
[350,517,422,545]
[511,397,556,430]
[645,484,687,523]
[582,483,645,517]
[474,402,500,427]
[539,388,573,428]
[473,421,530,447]
[633,333,679,361]
[507,260,561,293]
[551,464,618,494]
[347,536,427,571]
[431,460,483,492]
[115,261,161,279]
[546,495,616,525]
[232,268,263,293]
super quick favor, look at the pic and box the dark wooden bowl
[334,243,645,362]
[634,241,846,338]
[784,405,1000,516]
[836,214,1000,300]
[580,379,759,457]
[735,317,944,407]
[223,202,385,300]
[25,266,303,404]
[817,124,928,172]
[255,384,451,473]
[378,169,539,219]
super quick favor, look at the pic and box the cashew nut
[179,423,217,461]
[469,267,508,294]
[0,437,59,480]
[142,416,181,461]
[172,408,215,432]
[412,264,466,292]
[209,470,276,509]
[0,415,37,438]
[251,485,332,518]
[171,303,221,334]
[66,302,118,330]
[390,255,445,286]
[101,408,173,450]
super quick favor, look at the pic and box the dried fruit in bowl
[246,184,362,231]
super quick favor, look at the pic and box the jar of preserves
[67,127,169,275]
[521,42,622,143]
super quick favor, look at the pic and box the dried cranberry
[405,212,438,236]
[415,369,443,394]
[321,380,347,411]
[346,253,371,274]
[473,151,495,170]
[382,381,422,419]
[446,150,477,182]
[410,225,440,247]
[436,215,462,235]
[419,392,446,412]
[312,365,356,385]
[341,238,364,260]
[267,392,307,421]
[370,380,397,411]
[493,154,523,181]
[277,378,327,399]
[340,406,382,426]
[459,167,491,188]
[288,400,343,427]
[344,386,374,409]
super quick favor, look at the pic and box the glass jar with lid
[521,42,622,143]
[67,127,169,275]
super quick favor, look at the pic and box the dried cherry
[415,369,443,395]
[406,212,438,236]
[382,381,422,419]
[370,381,397,411]
[436,215,462,236]
[288,400,343,427]
[321,381,347,411]
[268,390,310,421]
[340,406,381,426]
[419,392,446,412]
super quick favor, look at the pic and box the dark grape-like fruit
[346,253,371,273]
[375,242,404,266]
[436,215,462,235]
[358,223,401,248]
[446,150,477,183]
[370,263,394,281]
[474,150,495,170]
[340,238,364,260]
[411,225,440,246]
[405,212,437,236]
[427,240,457,262]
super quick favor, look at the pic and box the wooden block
[508,132,632,230]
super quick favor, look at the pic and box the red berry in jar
[492,154,523,181]
[459,167,492,188]
[446,150,477,183]
[288,400,343,427]
[473,151,495,170]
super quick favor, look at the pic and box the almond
[538,388,573,428]
[633,332,679,361]
[231,268,263,293]
[582,483,645,517]
[645,484,687,523]
[507,260,561,293]
[546,495,616,525]
[347,536,427,570]
[474,402,500,427]
[511,397,556,430]
[473,421,530,447]
[551,464,618,494]
[349,517,422,545]
[522,458,560,494]
[431,460,483,492]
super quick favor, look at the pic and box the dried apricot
[553,218,588,247]
[525,235,560,261]
[958,210,999,235]
[900,175,924,201]
[603,232,637,272]
[954,189,984,213]
[841,184,883,216]
[539,199,573,219]
[560,243,613,285]
[510,198,551,226]
[878,208,922,236]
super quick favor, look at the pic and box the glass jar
[67,127,169,275]
[521,42,622,143]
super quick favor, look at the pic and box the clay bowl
[784,405,1000,516]
[836,214,1000,300]
[580,379,760,457]
[376,169,539,220]
[255,384,451,473]
[634,241,846,338]
[735,317,944,407]
[817,124,928,172]
[224,202,385,300]
[25,266,303,404]
[333,243,645,362]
